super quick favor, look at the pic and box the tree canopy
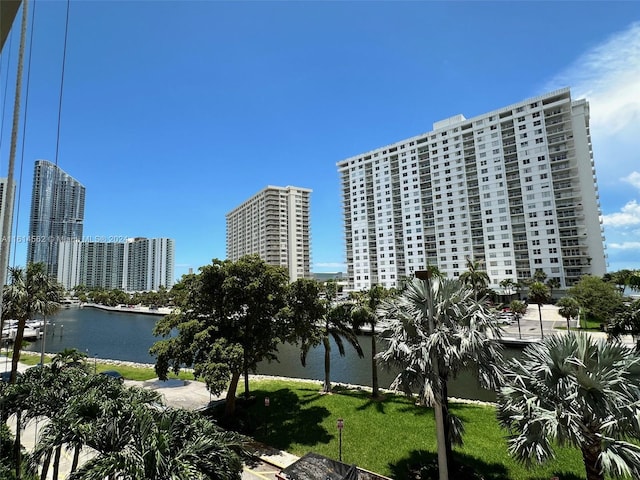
[568,275,624,323]
[150,255,290,416]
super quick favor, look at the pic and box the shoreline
[16,350,495,406]
[82,303,172,316]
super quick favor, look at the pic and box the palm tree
[509,300,527,340]
[351,284,391,398]
[546,277,560,299]
[30,376,164,480]
[497,332,640,480]
[459,257,490,300]
[289,279,363,393]
[69,405,245,480]
[528,281,550,339]
[2,263,62,383]
[557,296,580,331]
[499,278,516,300]
[377,275,503,479]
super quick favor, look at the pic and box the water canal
[20,306,514,402]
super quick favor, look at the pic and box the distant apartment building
[123,237,175,292]
[57,237,174,292]
[27,160,85,278]
[338,88,605,291]
[226,185,311,282]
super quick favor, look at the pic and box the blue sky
[1,1,639,281]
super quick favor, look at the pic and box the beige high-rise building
[226,185,311,282]
[338,88,605,292]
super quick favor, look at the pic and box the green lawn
[240,379,586,480]
[13,352,194,382]
[3,353,594,479]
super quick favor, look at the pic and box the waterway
[18,306,513,402]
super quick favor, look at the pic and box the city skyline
[0,3,638,279]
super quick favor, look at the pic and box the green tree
[350,284,391,398]
[630,271,640,293]
[150,256,289,416]
[498,332,640,480]
[378,275,503,478]
[459,257,490,300]
[509,299,527,340]
[568,275,623,323]
[287,279,363,394]
[608,299,640,350]
[557,296,580,331]
[528,281,550,338]
[605,269,633,294]
[1,263,62,383]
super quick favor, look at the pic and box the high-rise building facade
[27,160,85,277]
[123,237,175,292]
[226,185,311,282]
[338,88,605,291]
[58,237,174,292]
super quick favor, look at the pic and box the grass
[1,353,595,479]
[11,352,194,382]
[233,379,586,480]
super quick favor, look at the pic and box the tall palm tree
[377,275,503,479]
[459,257,490,300]
[528,281,549,338]
[351,284,391,398]
[2,263,62,383]
[288,279,363,393]
[546,277,560,299]
[498,332,640,480]
[509,300,527,340]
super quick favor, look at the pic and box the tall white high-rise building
[27,160,85,277]
[338,88,605,291]
[123,237,175,292]
[226,185,311,282]
[57,237,174,292]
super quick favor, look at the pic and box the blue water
[23,306,161,364]
[20,306,502,401]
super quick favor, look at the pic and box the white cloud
[546,22,640,138]
[608,242,640,250]
[623,171,640,190]
[602,200,640,227]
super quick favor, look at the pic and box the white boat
[2,325,43,341]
